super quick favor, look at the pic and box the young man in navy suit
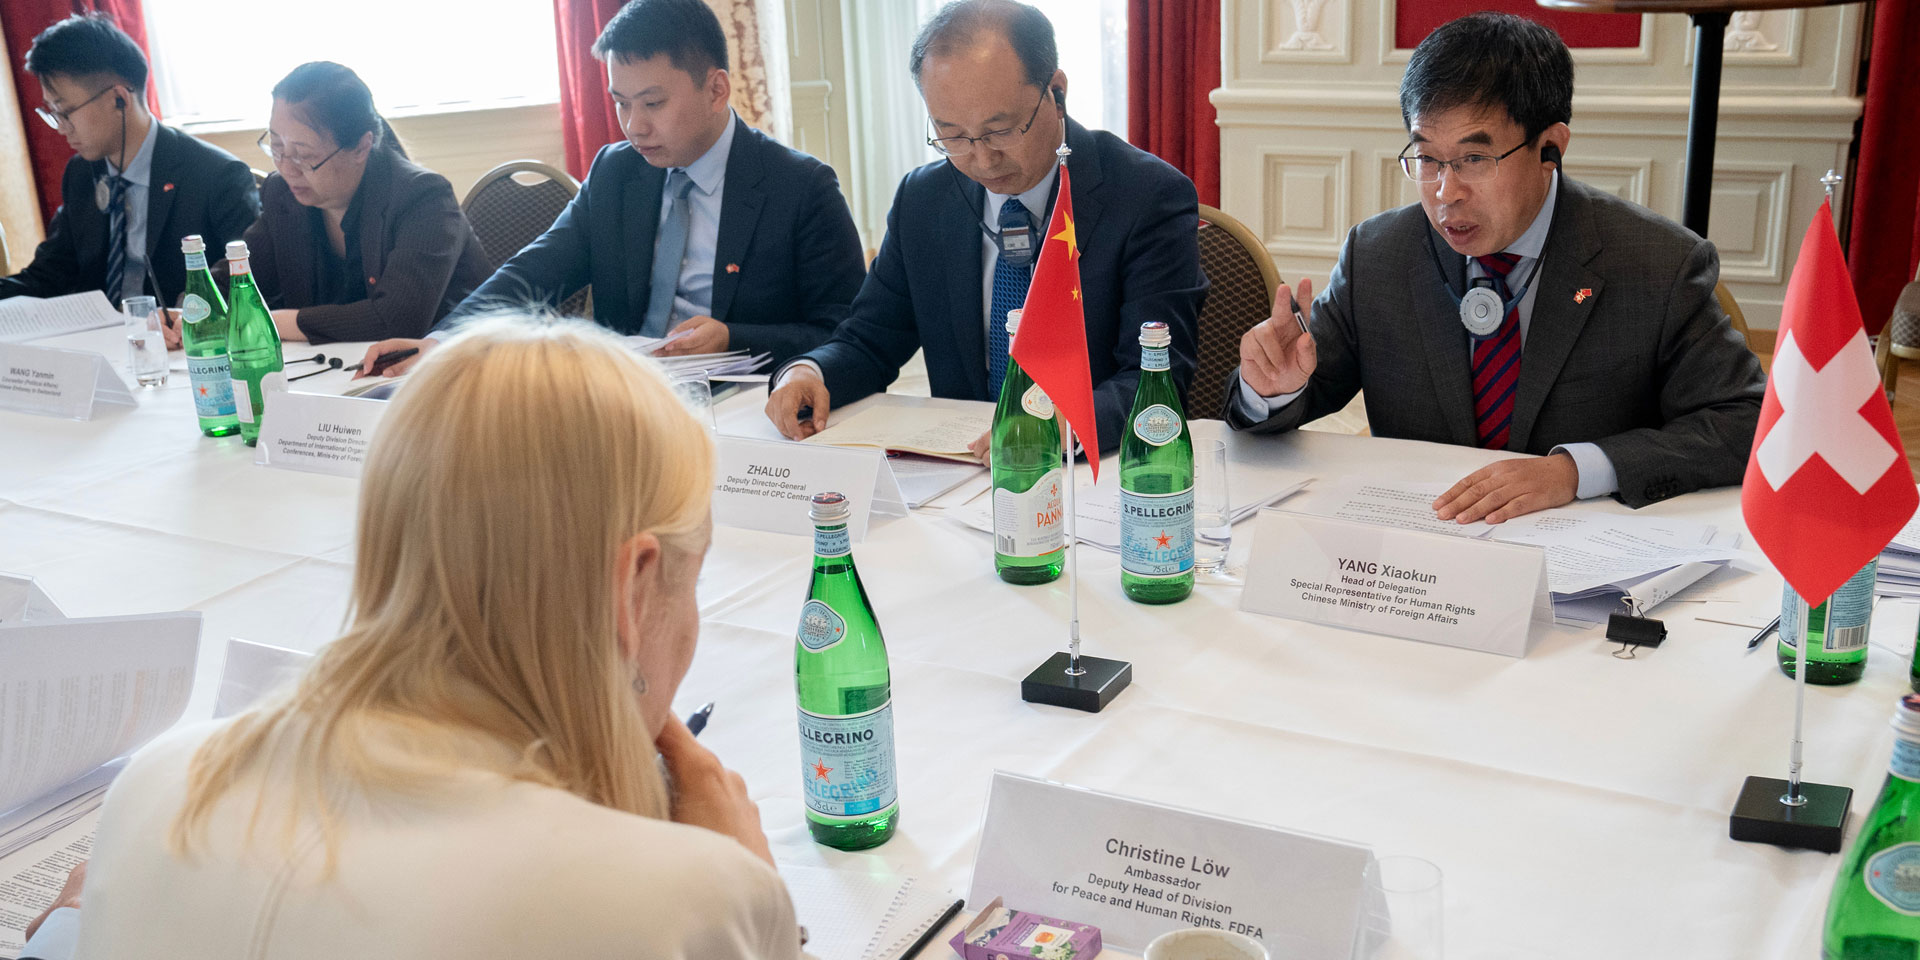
[1,15,258,308]
[359,0,864,374]
[764,0,1207,454]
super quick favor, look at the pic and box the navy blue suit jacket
[793,120,1205,452]
[440,117,864,365]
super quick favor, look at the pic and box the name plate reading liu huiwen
[711,436,906,540]
[968,772,1373,960]
[254,374,390,479]
[1240,510,1550,657]
[0,343,134,420]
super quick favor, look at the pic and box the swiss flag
[1011,162,1100,479]
[1742,200,1917,602]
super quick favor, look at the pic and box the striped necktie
[1470,252,1524,450]
[986,200,1033,399]
[104,175,130,302]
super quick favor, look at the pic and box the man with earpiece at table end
[1227,12,1764,523]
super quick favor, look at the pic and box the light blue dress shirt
[17,906,78,960]
[1235,172,1619,499]
[105,118,158,303]
[658,113,736,328]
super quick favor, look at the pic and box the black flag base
[1021,652,1131,713]
[1729,775,1852,853]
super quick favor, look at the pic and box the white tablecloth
[2,327,1904,959]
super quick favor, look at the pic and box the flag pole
[1063,427,1084,677]
[1784,594,1816,805]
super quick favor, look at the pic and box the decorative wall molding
[1264,0,1352,64]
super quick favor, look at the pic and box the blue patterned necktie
[986,199,1033,399]
[103,175,130,301]
[643,170,695,337]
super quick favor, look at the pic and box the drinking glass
[122,296,167,387]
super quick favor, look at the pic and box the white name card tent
[0,573,65,625]
[968,772,1374,960]
[1240,511,1552,658]
[0,343,134,420]
[711,435,907,541]
[254,373,391,479]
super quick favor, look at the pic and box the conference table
[1,326,1910,959]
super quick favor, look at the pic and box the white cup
[1143,928,1269,960]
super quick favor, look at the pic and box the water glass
[122,296,168,387]
[1357,855,1443,960]
[1194,439,1232,577]
[671,369,715,429]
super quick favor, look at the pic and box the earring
[631,669,648,695]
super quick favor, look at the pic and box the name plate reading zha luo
[0,343,134,420]
[968,772,1373,960]
[1240,510,1550,657]
[711,436,906,540]
[254,373,390,478]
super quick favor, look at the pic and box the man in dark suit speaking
[360,0,864,374]
[765,0,1206,454]
[1229,12,1764,521]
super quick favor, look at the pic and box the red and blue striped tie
[1470,252,1523,449]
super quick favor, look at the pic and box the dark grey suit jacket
[1226,176,1765,507]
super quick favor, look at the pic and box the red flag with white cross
[1742,200,1917,602]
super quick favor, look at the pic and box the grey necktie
[643,170,695,337]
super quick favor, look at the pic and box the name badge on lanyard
[998,219,1034,266]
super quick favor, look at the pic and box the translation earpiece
[1541,144,1562,167]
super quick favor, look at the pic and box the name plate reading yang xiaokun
[1239,510,1551,658]
[968,771,1375,960]
[711,436,906,541]
[0,343,134,420]
[254,373,391,479]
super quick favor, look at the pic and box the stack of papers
[0,291,123,344]
[624,334,771,380]
[1877,506,1920,597]
[778,862,958,960]
[804,404,990,464]
[945,467,1313,553]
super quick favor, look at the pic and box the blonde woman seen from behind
[68,317,798,960]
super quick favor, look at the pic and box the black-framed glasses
[1398,139,1531,184]
[258,131,345,173]
[926,88,1048,158]
[34,85,115,131]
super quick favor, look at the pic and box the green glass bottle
[177,235,238,438]
[1779,560,1876,686]
[795,492,898,850]
[1120,320,1193,604]
[223,240,282,447]
[991,308,1065,584]
[1822,694,1920,958]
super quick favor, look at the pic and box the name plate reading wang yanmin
[1240,510,1550,657]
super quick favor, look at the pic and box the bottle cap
[181,234,204,254]
[1005,308,1023,335]
[1895,694,1920,741]
[225,240,249,261]
[1139,320,1171,349]
[810,492,851,524]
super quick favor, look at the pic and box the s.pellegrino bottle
[1119,320,1193,604]
[991,308,1064,584]
[1779,560,1876,686]
[178,235,238,437]
[1822,694,1920,957]
[795,492,899,850]
[224,240,282,447]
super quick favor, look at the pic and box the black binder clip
[1607,598,1667,659]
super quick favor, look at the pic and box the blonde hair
[172,316,713,856]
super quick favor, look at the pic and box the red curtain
[1848,0,1920,336]
[1127,0,1219,207]
[2,0,157,227]
[553,0,623,181]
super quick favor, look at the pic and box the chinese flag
[1011,163,1100,478]
[1742,200,1917,602]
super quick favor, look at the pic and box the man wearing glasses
[765,0,1206,453]
[0,14,258,307]
[1230,12,1763,520]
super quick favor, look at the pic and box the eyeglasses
[1398,139,1531,184]
[926,88,1049,158]
[258,132,345,173]
[34,85,115,131]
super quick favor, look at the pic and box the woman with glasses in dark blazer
[212,62,488,345]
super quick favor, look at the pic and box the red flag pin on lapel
[162,183,174,192]
[725,263,740,274]
[1574,288,1592,304]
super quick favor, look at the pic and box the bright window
[142,0,560,127]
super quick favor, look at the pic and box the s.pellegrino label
[794,492,899,849]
